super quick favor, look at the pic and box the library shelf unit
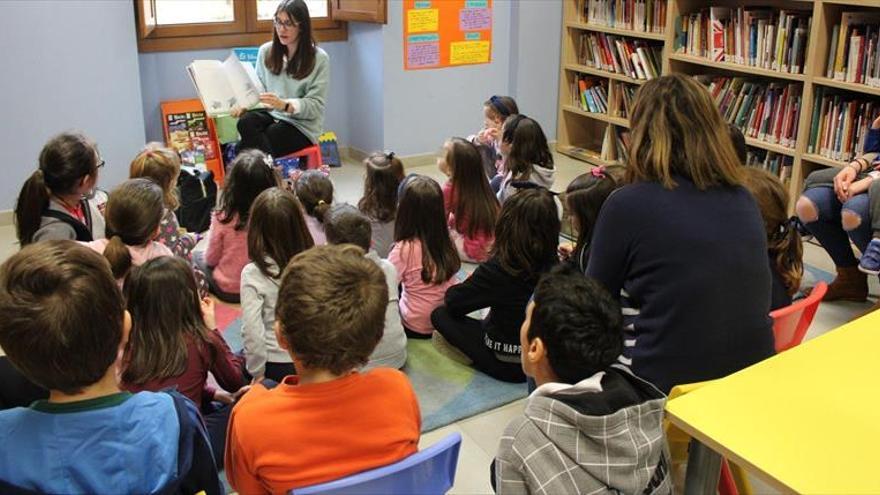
[557,0,880,209]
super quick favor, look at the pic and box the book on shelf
[578,32,662,80]
[582,0,667,34]
[697,75,802,149]
[600,126,630,163]
[187,53,266,118]
[827,12,880,86]
[808,87,880,163]
[572,76,610,113]
[745,148,793,182]
[676,7,811,74]
[610,81,638,118]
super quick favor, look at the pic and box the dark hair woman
[232,0,329,164]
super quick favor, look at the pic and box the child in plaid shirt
[493,265,672,495]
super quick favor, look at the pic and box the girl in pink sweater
[439,138,500,263]
[389,175,461,337]
[195,150,281,303]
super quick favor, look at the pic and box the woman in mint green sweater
[232,0,329,163]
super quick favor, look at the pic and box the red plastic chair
[770,281,828,353]
[280,144,322,170]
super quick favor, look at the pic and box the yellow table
[666,310,880,495]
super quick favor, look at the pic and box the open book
[187,53,265,117]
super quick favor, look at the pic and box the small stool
[280,144,322,170]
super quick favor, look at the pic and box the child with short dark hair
[0,241,221,494]
[195,149,281,303]
[389,175,461,338]
[325,204,407,370]
[497,115,555,202]
[15,131,106,245]
[432,188,560,383]
[493,265,671,494]
[82,178,173,282]
[295,169,334,245]
[241,187,314,383]
[359,151,405,258]
[439,138,500,262]
[226,245,420,492]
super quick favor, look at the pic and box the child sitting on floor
[439,137,500,263]
[226,245,420,492]
[432,188,560,383]
[493,265,671,494]
[558,166,625,272]
[0,241,221,494]
[469,95,519,184]
[295,169,334,246]
[325,203,407,370]
[496,115,555,202]
[359,151,405,258]
[195,149,281,303]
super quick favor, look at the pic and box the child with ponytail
[295,169,334,246]
[359,151,405,258]
[469,95,519,182]
[743,168,804,310]
[129,143,199,258]
[82,178,172,282]
[559,166,625,272]
[15,132,105,245]
[438,138,500,262]
[195,150,281,303]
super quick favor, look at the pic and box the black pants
[431,306,526,383]
[237,110,312,158]
[202,401,232,469]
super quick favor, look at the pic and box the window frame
[136,0,347,53]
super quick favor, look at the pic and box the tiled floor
[1,151,877,493]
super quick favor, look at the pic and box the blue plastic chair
[293,433,462,495]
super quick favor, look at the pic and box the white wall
[0,0,146,210]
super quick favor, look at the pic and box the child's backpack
[176,166,217,233]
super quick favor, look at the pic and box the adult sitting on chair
[231,0,329,161]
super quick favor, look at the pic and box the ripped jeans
[798,168,878,267]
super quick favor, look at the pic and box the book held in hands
[187,53,266,117]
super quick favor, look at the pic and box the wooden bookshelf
[557,0,880,209]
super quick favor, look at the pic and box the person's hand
[834,165,859,203]
[847,177,874,200]
[214,389,235,405]
[230,106,246,118]
[259,92,285,111]
[200,297,216,329]
[250,375,265,386]
[558,242,574,261]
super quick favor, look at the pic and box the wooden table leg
[684,439,722,495]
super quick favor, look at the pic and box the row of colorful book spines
[678,20,808,73]
[579,35,662,77]
[832,30,880,85]
[808,101,880,160]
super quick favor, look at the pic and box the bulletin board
[404,0,493,71]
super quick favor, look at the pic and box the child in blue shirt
[0,241,221,495]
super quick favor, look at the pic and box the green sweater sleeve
[291,50,329,121]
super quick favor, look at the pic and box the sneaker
[858,238,880,275]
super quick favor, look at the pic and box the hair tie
[317,199,327,206]
[384,150,395,161]
[590,166,606,179]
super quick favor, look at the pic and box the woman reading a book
[231,0,329,162]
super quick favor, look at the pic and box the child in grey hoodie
[496,115,556,203]
[493,265,672,495]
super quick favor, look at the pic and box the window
[137,0,346,52]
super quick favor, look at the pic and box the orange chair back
[769,281,828,353]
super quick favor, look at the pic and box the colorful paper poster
[403,0,493,70]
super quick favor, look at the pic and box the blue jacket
[0,390,221,495]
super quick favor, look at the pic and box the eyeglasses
[273,17,299,29]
